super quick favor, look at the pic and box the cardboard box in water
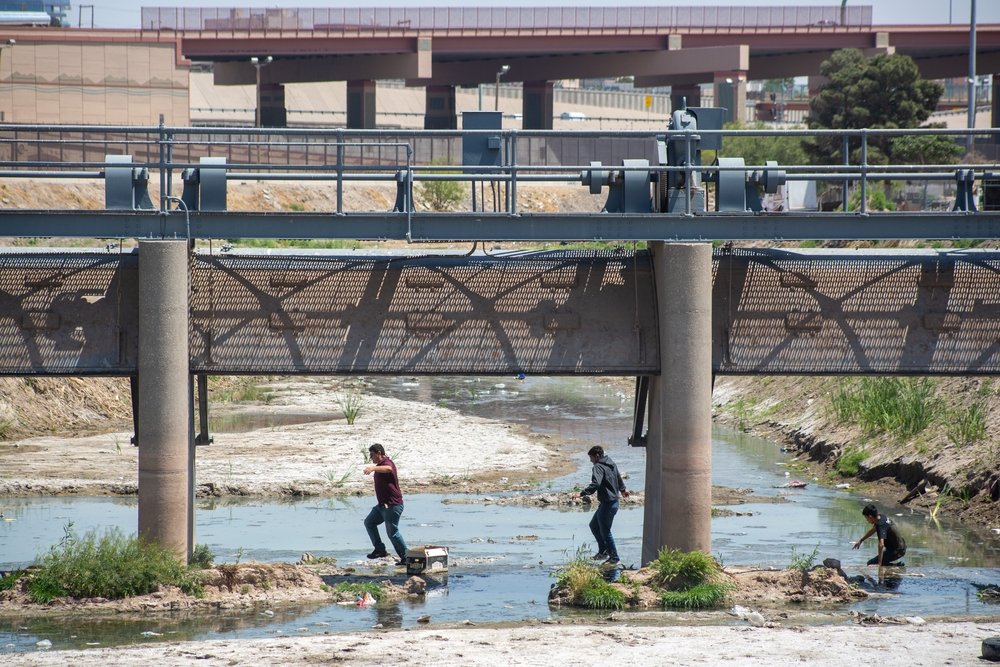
[405,545,448,575]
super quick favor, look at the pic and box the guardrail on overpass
[140,5,873,35]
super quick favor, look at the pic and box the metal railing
[0,123,996,224]
[140,5,873,35]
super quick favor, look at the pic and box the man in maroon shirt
[362,443,407,565]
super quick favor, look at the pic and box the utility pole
[967,0,977,153]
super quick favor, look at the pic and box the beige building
[0,30,189,126]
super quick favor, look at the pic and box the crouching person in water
[852,503,907,566]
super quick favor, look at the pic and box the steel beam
[6,211,1000,243]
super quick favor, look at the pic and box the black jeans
[868,547,905,566]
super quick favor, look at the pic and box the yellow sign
[644,95,652,110]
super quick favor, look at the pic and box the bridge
[2,114,1000,564]
[138,5,1000,129]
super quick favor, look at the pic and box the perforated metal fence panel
[189,251,659,375]
[713,248,1000,374]
[0,252,137,375]
[6,248,1000,377]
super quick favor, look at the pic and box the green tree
[719,121,809,167]
[805,49,944,165]
[889,124,963,166]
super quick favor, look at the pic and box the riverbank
[711,375,1000,532]
[6,620,999,666]
[0,378,559,497]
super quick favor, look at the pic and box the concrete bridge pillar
[714,71,747,124]
[642,241,713,564]
[137,240,191,564]
[523,80,553,129]
[347,79,377,129]
[424,85,457,129]
[258,83,287,128]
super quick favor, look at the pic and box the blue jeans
[364,504,407,558]
[589,499,619,560]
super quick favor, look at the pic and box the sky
[76,1,1000,30]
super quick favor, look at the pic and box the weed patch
[26,526,201,603]
[831,377,936,438]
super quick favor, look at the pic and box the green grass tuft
[660,582,732,609]
[649,549,731,610]
[650,549,718,590]
[836,448,866,476]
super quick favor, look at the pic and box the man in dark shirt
[577,445,630,566]
[362,443,407,565]
[852,503,906,566]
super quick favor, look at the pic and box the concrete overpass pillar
[993,74,1000,137]
[259,83,287,128]
[347,80,377,129]
[642,241,713,563]
[424,85,457,129]
[714,71,746,124]
[523,80,553,129]
[137,240,191,564]
[670,84,701,112]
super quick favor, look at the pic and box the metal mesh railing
[140,5,873,34]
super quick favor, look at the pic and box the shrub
[189,543,215,569]
[418,159,465,211]
[26,526,199,603]
[788,544,820,571]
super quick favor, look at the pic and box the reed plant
[831,377,936,438]
[337,389,364,425]
[947,400,987,447]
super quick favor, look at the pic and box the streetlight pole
[250,55,272,128]
[967,0,977,153]
[495,64,509,112]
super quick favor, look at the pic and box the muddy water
[2,376,1000,654]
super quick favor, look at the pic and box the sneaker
[395,559,406,567]
[591,552,608,560]
[603,557,621,567]
[366,549,389,559]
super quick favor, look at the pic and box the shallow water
[2,376,1000,654]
